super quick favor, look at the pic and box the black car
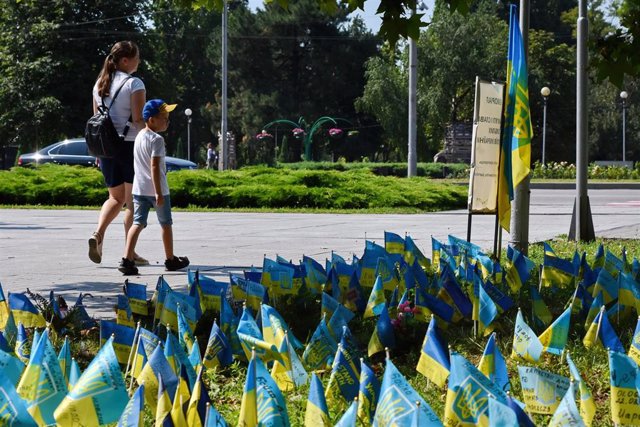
[17,138,198,171]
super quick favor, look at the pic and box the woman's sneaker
[88,232,103,264]
[165,256,190,271]
[118,258,139,276]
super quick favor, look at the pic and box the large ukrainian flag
[498,4,532,231]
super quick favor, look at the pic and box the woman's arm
[130,90,146,129]
[92,97,98,115]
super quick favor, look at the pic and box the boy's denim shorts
[133,195,173,227]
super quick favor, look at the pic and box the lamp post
[620,90,628,162]
[540,86,550,166]
[185,108,192,161]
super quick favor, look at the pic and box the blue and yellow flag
[478,280,498,336]
[538,306,572,356]
[511,309,542,362]
[8,293,46,329]
[488,395,518,427]
[530,285,553,330]
[566,352,596,426]
[368,304,395,357]
[229,274,265,313]
[305,373,330,426]
[271,332,308,392]
[124,280,148,316]
[415,284,454,324]
[404,235,430,270]
[583,307,624,352]
[548,381,584,427]
[444,352,508,425]
[118,384,144,427]
[384,231,405,255]
[584,290,603,328]
[186,367,213,427]
[15,322,29,363]
[303,317,338,371]
[178,305,195,353]
[153,276,172,322]
[0,330,11,354]
[0,373,37,426]
[100,320,136,365]
[262,303,303,351]
[541,243,576,288]
[237,306,281,364]
[69,358,81,389]
[364,275,386,319]
[160,290,200,332]
[219,293,243,359]
[335,398,358,427]
[170,364,190,426]
[189,337,202,372]
[608,350,640,425]
[358,359,380,424]
[374,357,442,426]
[416,316,450,388]
[54,336,129,426]
[344,270,366,314]
[190,270,228,313]
[17,329,67,426]
[0,345,25,387]
[165,331,197,387]
[204,320,232,369]
[137,344,178,411]
[505,245,535,293]
[303,255,327,294]
[0,281,10,331]
[517,366,569,415]
[116,294,135,328]
[326,343,360,403]
[321,292,354,325]
[498,4,532,231]
[238,354,258,426]
[592,268,619,304]
[255,355,290,426]
[155,373,173,427]
[261,257,298,296]
[2,308,17,345]
[58,335,72,385]
[478,332,510,392]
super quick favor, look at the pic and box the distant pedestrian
[88,41,148,267]
[206,142,217,169]
[118,99,190,275]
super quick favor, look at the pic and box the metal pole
[187,117,191,162]
[219,0,228,171]
[542,97,547,166]
[509,0,530,254]
[570,0,595,241]
[622,99,626,162]
[407,17,418,178]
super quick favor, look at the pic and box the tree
[0,0,148,152]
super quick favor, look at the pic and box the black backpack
[85,76,132,158]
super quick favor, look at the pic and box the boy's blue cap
[143,99,177,121]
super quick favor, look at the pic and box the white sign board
[468,78,504,213]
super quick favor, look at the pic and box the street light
[540,86,550,166]
[620,90,628,162]
[185,108,192,162]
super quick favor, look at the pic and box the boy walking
[118,99,189,275]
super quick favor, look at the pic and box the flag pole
[124,321,141,388]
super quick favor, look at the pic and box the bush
[532,160,640,180]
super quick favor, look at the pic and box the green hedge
[0,164,468,211]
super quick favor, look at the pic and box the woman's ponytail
[95,41,139,98]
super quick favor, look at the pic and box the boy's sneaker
[165,256,190,271]
[118,258,139,276]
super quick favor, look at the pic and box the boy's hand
[156,193,164,207]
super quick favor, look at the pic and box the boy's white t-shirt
[92,70,145,141]
[132,129,169,196]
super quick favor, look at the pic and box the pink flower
[292,128,305,138]
[328,128,343,139]
[256,131,273,140]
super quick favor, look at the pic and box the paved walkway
[0,187,638,318]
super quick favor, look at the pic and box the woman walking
[88,41,148,266]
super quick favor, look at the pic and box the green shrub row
[0,164,468,211]
[531,160,640,180]
[276,161,470,179]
